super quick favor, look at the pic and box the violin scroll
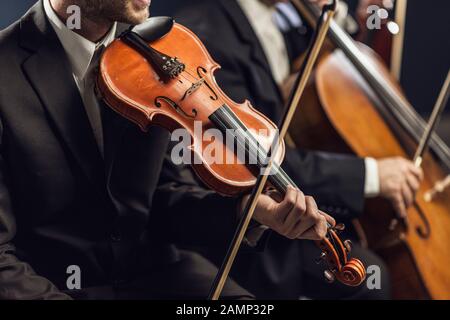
[317,226,367,287]
[337,258,367,287]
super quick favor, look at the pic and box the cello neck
[291,0,450,172]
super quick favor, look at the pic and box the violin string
[210,104,338,248]
[170,68,341,264]
[171,65,340,235]
[175,68,324,207]
[181,67,202,82]
[178,72,197,83]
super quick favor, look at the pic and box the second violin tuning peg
[324,270,336,283]
[334,223,345,232]
[315,252,327,264]
[344,240,352,253]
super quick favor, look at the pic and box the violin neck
[209,104,297,196]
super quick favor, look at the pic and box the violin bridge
[181,78,205,101]
[155,96,197,119]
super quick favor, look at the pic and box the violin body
[289,44,450,299]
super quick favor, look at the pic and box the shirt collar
[43,0,117,80]
[236,0,290,85]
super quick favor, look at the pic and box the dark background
[1,0,449,140]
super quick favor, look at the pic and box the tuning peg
[324,270,336,283]
[344,240,352,253]
[315,252,327,264]
[333,223,345,232]
[389,219,399,231]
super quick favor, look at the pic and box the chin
[120,1,150,25]
[129,10,150,24]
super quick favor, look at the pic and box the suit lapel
[219,0,273,77]
[20,1,105,190]
[102,23,134,183]
[218,0,284,107]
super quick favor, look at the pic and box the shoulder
[0,20,22,60]
[0,2,44,66]
[0,21,25,94]
[0,19,32,110]
[0,18,29,78]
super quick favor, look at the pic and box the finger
[284,190,306,235]
[406,162,424,181]
[291,196,321,237]
[319,210,336,227]
[401,181,414,209]
[298,227,322,241]
[275,186,297,223]
[297,216,327,241]
[393,194,407,218]
[290,211,316,239]
[265,188,283,203]
[306,195,318,209]
[405,171,421,195]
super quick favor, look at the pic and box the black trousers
[208,234,391,300]
[65,250,253,300]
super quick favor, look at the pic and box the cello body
[289,45,450,299]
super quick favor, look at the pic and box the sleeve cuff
[364,157,380,198]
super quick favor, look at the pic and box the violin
[288,0,450,299]
[96,17,366,288]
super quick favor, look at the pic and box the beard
[75,0,150,25]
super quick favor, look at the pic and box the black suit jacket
[176,0,366,218]
[0,1,242,299]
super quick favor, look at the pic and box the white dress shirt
[237,0,380,197]
[43,0,117,156]
[236,0,290,85]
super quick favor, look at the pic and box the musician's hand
[241,186,335,241]
[377,157,424,218]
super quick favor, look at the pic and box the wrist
[364,157,381,198]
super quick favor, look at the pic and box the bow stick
[208,0,339,300]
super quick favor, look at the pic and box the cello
[288,0,450,299]
[95,9,366,299]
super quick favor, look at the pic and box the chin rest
[124,16,174,43]
[119,16,183,83]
